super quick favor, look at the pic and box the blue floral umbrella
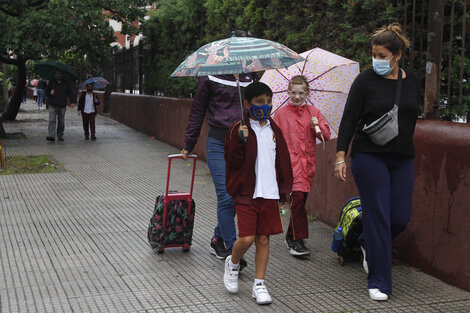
[171,34,305,138]
[79,77,110,89]
[171,35,304,77]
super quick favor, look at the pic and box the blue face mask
[249,104,272,121]
[55,75,63,81]
[372,56,397,76]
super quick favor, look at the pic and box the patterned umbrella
[30,79,39,87]
[170,35,304,77]
[260,48,360,139]
[79,77,110,89]
[171,34,304,133]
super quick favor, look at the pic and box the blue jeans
[37,89,45,107]
[48,105,66,138]
[206,136,236,253]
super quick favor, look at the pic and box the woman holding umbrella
[334,23,419,301]
[172,29,305,267]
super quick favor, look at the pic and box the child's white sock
[254,279,265,286]
[229,258,240,270]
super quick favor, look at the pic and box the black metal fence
[103,44,145,95]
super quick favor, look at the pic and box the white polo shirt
[249,118,279,200]
[84,93,95,113]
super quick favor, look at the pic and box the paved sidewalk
[1,99,469,313]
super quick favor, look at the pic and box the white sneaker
[252,283,272,305]
[224,256,239,293]
[369,288,388,301]
[361,246,369,274]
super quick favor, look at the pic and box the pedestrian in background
[37,78,47,110]
[78,82,100,141]
[223,82,292,305]
[46,70,76,142]
[335,23,419,301]
[33,86,38,104]
[22,79,28,103]
[273,75,331,257]
[181,30,255,267]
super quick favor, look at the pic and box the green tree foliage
[439,0,469,121]
[142,0,206,96]
[143,0,469,120]
[0,0,150,121]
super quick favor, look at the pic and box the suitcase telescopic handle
[165,154,198,199]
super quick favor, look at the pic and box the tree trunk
[1,63,8,112]
[424,0,444,120]
[459,0,467,114]
[2,56,26,121]
[0,120,6,138]
[446,0,455,108]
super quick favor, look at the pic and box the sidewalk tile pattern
[0,100,469,312]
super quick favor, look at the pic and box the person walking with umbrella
[77,82,100,140]
[172,30,304,266]
[273,75,331,257]
[335,23,419,301]
[180,30,255,265]
[223,82,292,305]
[46,70,76,141]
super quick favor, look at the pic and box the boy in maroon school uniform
[223,82,293,305]
[78,82,100,140]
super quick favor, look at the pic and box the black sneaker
[85,135,89,140]
[289,239,310,256]
[239,258,247,272]
[285,234,295,249]
[46,136,55,142]
[91,135,96,141]
[58,137,64,142]
[209,237,228,260]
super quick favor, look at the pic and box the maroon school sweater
[224,112,293,205]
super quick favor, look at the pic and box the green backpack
[331,197,363,265]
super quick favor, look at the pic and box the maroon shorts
[236,198,283,237]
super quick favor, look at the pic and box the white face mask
[372,56,397,76]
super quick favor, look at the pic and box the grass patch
[6,132,28,139]
[0,155,65,175]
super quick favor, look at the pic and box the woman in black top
[335,23,419,301]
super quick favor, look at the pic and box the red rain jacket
[273,103,331,192]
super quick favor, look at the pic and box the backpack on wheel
[147,154,197,253]
[330,197,363,265]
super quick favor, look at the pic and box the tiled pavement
[1,99,469,313]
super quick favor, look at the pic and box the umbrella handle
[239,118,247,143]
[236,74,247,143]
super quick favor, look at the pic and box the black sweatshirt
[337,68,420,157]
[46,80,76,108]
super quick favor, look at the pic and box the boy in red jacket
[223,82,293,305]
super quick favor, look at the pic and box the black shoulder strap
[394,69,403,106]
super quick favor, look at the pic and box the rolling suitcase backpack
[330,197,363,265]
[147,154,197,253]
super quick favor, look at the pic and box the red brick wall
[110,93,208,159]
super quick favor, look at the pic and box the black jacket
[46,80,75,108]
